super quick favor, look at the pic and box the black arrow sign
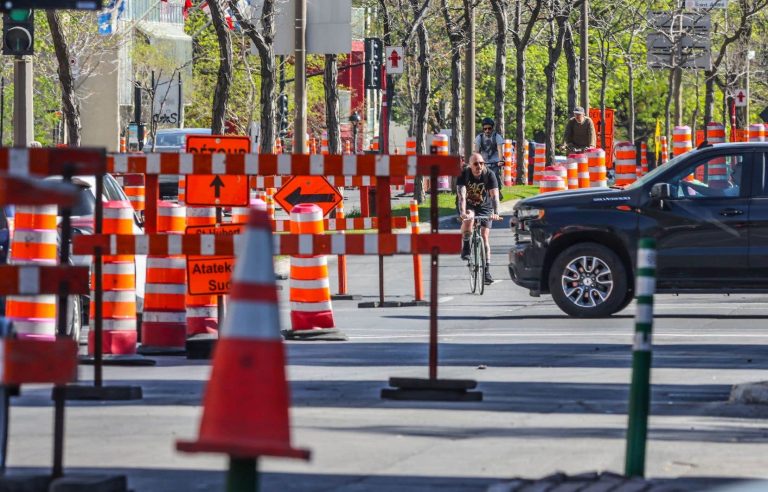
[210,175,225,198]
[284,187,338,206]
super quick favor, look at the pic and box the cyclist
[457,153,501,285]
[474,117,505,199]
[563,106,596,154]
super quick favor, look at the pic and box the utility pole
[13,56,33,147]
[294,0,307,153]
[580,0,589,111]
[746,50,755,124]
[463,0,475,163]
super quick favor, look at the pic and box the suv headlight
[517,208,545,220]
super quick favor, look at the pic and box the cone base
[141,321,186,351]
[78,354,156,367]
[176,438,310,461]
[186,317,219,337]
[281,328,348,341]
[290,311,334,331]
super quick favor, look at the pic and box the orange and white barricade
[177,208,310,468]
[587,148,607,187]
[5,205,58,340]
[658,136,668,165]
[404,137,417,193]
[344,140,352,155]
[639,143,648,176]
[184,205,219,340]
[749,123,765,142]
[533,143,546,186]
[139,201,188,354]
[431,134,452,192]
[321,131,329,155]
[89,200,138,355]
[614,142,637,187]
[122,174,145,213]
[232,198,266,224]
[707,122,729,189]
[539,175,566,193]
[672,126,692,157]
[566,155,579,189]
[410,199,424,302]
[178,176,186,204]
[503,140,514,186]
[574,153,589,188]
[283,204,345,341]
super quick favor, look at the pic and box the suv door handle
[719,208,744,217]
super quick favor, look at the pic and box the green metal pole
[226,457,258,492]
[625,237,657,477]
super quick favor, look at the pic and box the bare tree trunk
[209,0,233,134]
[673,65,682,127]
[564,22,578,115]
[490,0,508,136]
[324,54,341,154]
[544,13,567,166]
[440,0,464,156]
[412,0,430,204]
[664,67,673,141]
[230,0,276,152]
[600,63,607,150]
[704,70,715,137]
[47,11,81,146]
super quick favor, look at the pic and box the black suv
[509,142,768,317]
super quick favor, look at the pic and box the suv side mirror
[650,183,671,201]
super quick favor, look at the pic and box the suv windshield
[155,132,185,147]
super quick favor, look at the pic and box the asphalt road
[6,206,768,491]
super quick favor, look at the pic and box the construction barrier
[749,123,765,142]
[707,122,729,189]
[410,200,424,303]
[539,175,566,193]
[565,155,579,189]
[139,201,188,354]
[176,209,310,487]
[284,204,343,341]
[5,204,58,340]
[89,200,137,356]
[533,143,546,186]
[658,136,668,165]
[672,126,692,157]
[321,131,329,155]
[574,153,589,188]
[404,137,416,193]
[614,142,637,187]
[587,148,608,187]
[431,134,452,192]
[503,140,514,186]
[639,143,648,175]
[122,174,145,213]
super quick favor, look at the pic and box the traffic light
[277,94,288,137]
[364,37,383,90]
[2,9,33,56]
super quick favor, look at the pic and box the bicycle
[466,215,491,295]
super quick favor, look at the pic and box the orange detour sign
[274,176,342,217]
[185,135,250,207]
[186,224,244,295]
[185,135,251,154]
[184,174,249,207]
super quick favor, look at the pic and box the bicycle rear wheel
[478,236,487,295]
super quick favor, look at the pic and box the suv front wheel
[549,242,628,318]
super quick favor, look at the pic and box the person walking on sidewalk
[474,117,505,200]
[458,153,501,285]
[563,106,596,153]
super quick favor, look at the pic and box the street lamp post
[350,111,360,154]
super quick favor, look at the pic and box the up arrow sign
[210,175,225,198]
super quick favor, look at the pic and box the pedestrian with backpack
[474,117,505,200]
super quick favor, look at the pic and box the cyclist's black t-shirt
[457,168,498,210]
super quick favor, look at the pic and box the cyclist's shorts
[469,205,494,229]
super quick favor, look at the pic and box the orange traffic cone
[177,209,310,483]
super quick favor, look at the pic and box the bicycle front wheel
[478,235,487,295]
[469,235,480,293]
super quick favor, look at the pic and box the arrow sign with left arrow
[185,174,249,207]
[274,176,343,217]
